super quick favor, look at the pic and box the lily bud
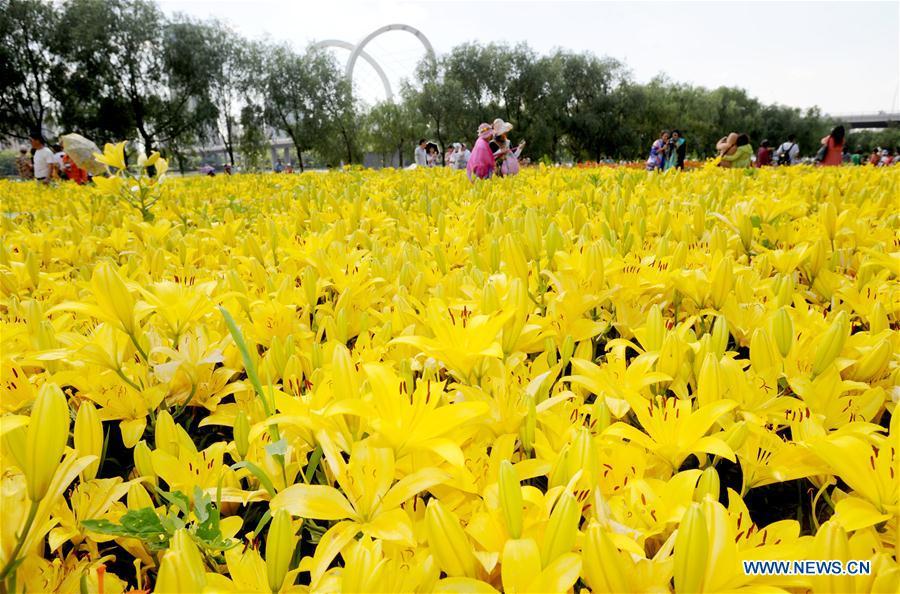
[674,503,708,594]
[234,410,250,460]
[583,524,629,593]
[25,383,69,501]
[643,305,665,352]
[820,202,837,241]
[499,460,524,539]
[868,301,888,334]
[127,482,155,510]
[544,222,563,263]
[721,421,749,452]
[133,440,156,484]
[75,402,103,481]
[771,307,794,358]
[812,311,849,377]
[710,315,729,358]
[425,499,477,578]
[91,261,136,334]
[541,490,580,567]
[267,509,297,593]
[696,353,723,408]
[845,339,891,382]
[156,529,207,593]
[774,273,794,308]
[694,467,720,503]
[749,328,780,376]
[559,335,575,369]
[708,257,733,310]
[154,410,178,456]
[25,249,40,288]
[520,393,536,455]
[502,235,529,280]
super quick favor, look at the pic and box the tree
[51,0,215,154]
[364,101,421,166]
[198,22,260,167]
[0,0,60,139]
[305,49,362,166]
[263,44,325,172]
[238,104,270,171]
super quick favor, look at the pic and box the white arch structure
[313,24,435,102]
[310,39,394,99]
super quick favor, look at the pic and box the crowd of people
[412,118,526,181]
[12,122,900,183]
[15,131,88,184]
[646,124,900,170]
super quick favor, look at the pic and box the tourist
[30,131,57,183]
[665,130,686,170]
[52,144,68,180]
[425,142,440,167]
[16,147,33,180]
[224,163,232,175]
[867,149,880,166]
[818,125,844,166]
[467,123,495,181]
[414,138,428,167]
[718,133,753,168]
[878,149,893,167]
[449,143,468,170]
[62,152,88,184]
[775,135,799,166]
[274,159,284,173]
[756,139,773,167]
[646,130,669,171]
[491,119,524,177]
[850,148,862,166]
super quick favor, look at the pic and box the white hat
[492,118,513,136]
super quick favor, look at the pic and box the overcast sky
[158,0,900,114]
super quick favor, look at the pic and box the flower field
[1,164,898,593]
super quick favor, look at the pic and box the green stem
[115,367,143,392]
[0,500,39,586]
[128,332,149,363]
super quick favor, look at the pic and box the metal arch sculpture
[345,24,436,93]
[310,39,395,100]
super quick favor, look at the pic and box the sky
[158,0,900,115]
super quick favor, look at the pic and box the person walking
[646,130,669,171]
[414,138,428,167]
[775,135,799,165]
[30,131,57,183]
[467,123,495,181]
[16,148,33,179]
[664,130,686,170]
[818,125,845,166]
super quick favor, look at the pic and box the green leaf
[155,487,191,515]
[304,445,323,484]
[219,307,269,415]
[232,460,277,496]
[82,507,170,550]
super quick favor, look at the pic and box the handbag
[815,140,829,162]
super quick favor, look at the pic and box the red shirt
[820,137,843,166]
[756,147,772,167]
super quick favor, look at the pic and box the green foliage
[81,487,236,553]
[0,150,18,177]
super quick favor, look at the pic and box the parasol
[60,133,107,175]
